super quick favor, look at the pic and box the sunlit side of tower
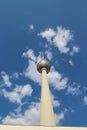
[37,57,56,126]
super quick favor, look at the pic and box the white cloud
[38,28,56,42]
[23,49,41,84]
[15,84,33,97]
[14,105,22,113]
[2,102,40,125]
[67,85,81,96]
[12,72,21,79]
[38,26,73,54]
[23,49,43,84]
[53,27,73,53]
[48,66,68,90]
[1,72,12,87]
[2,89,21,104]
[2,115,27,125]
[69,108,75,113]
[69,60,74,66]
[83,96,87,104]
[28,24,35,31]
[45,50,53,60]
[24,60,41,84]
[70,46,79,56]
[12,72,19,79]
[2,84,33,104]
[55,112,64,125]
[22,49,36,61]
[51,94,60,107]
[53,100,60,108]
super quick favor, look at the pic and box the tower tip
[41,52,44,60]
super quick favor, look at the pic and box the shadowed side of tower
[37,59,56,126]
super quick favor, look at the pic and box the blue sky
[0,0,87,126]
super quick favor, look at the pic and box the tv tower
[37,55,56,126]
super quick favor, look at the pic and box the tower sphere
[37,59,51,73]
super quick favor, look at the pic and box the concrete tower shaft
[37,59,56,126]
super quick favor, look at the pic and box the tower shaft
[40,68,56,126]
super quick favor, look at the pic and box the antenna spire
[41,52,44,60]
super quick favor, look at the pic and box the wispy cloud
[45,50,53,61]
[51,94,60,108]
[22,49,36,61]
[55,112,64,125]
[2,84,33,104]
[67,85,81,96]
[53,27,73,53]
[24,60,41,84]
[1,72,12,87]
[38,26,74,54]
[28,24,35,31]
[38,28,56,42]
[70,46,80,56]
[48,66,68,90]
[83,96,87,105]
[12,72,19,79]
[69,60,74,66]
[2,102,40,125]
